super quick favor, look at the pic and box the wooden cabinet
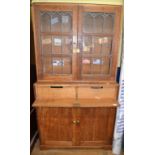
[32,3,121,82]
[32,2,122,149]
[36,107,116,149]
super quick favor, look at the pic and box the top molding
[32,0,123,5]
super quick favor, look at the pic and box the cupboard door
[32,4,78,81]
[78,107,116,147]
[78,5,122,80]
[37,107,73,147]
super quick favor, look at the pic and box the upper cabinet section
[32,3,122,82]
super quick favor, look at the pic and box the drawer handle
[49,86,63,88]
[91,86,103,89]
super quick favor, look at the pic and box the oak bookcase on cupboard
[32,3,122,149]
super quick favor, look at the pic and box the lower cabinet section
[36,107,116,149]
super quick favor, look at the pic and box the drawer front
[78,85,118,100]
[35,85,76,99]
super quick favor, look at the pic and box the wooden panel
[77,99,118,107]
[39,144,112,149]
[79,107,116,146]
[33,99,76,107]
[33,99,118,107]
[36,107,73,146]
[78,85,118,100]
[35,84,76,99]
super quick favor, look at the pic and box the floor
[31,139,124,155]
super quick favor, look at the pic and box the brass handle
[72,120,77,124]
[76,120,80,124]
[72,120,80,124]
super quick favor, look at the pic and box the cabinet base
[39,144,112,150]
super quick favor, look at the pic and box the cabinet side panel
[32,5,43,80]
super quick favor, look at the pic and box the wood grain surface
[31,139,124,155]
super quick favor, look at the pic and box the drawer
[34,84,76,99]
[78,85,118,100]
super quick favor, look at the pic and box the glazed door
[78,5,121,81]
[33,4,121,81]
[32,4,78,81]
